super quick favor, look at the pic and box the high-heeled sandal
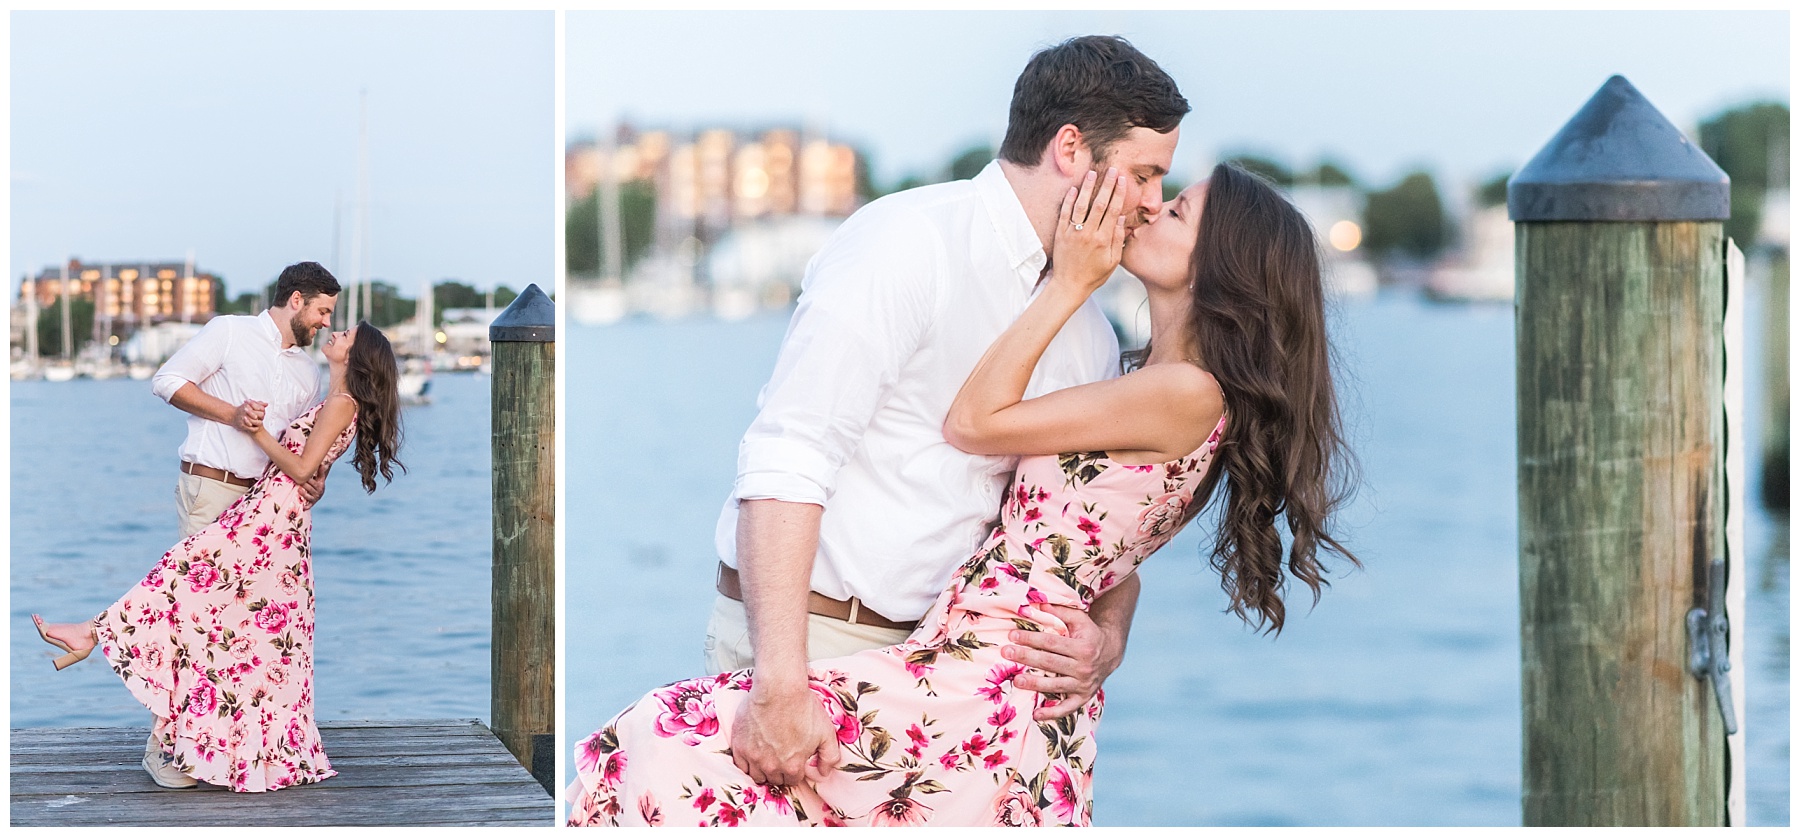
[32,614,95,670]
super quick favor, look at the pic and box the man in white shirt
[715,36,1190,788]
[153,261,340,538]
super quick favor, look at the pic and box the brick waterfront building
[17,258,218,324]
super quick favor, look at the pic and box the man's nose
[1139,186,1165,219]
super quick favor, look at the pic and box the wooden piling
[489,283,556,792]
[1759,251,1788,511]
[1510,75,1733,826]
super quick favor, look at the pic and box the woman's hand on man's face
[1050,167,1129,296]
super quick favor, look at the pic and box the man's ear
[1048,124,1091,179]
[284,291,304,311]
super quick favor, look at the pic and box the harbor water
[10,372,494,728]
[563,293,1789,826]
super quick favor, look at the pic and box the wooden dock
[10,718,553,827]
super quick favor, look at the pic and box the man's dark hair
[998,35,1189,168]
[270,261,341,309]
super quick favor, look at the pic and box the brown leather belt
[181,461,256,489]
[716,563,919,632]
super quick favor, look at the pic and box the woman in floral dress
[570,163,1357,826]
[33,321,405,793]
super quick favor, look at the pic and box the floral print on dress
[570,415,1227,826]
[94,398,356,793]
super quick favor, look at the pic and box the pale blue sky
[10,11,1785,299]
[11,11,554,296]
[567,10,1788,192]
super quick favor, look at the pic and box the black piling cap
[1508,75,1729,222]
[489,283,555,343]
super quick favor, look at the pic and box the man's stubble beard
[290,318,317,348]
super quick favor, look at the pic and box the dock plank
[11,719,553,827]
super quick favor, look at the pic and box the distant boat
[712,285,758,321]
[626,254,701,321]
[1325,259,1380,300]
[704,216,840,319]
[78,360,121,380]
[1426,205,1514,303]
[399,356,432,405]
[127,363,155,380]
[76,344,122,379]
[569,278,628,325]
[42,362,75,382]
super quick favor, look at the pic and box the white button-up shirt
[152,310,325,480]
[715,161,1120,621]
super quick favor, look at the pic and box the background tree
[566,179,657,277]
[1362,170,1451,258]
[885,174,929,196]
[435,280,486,311]
[1476,171,1512,208]
[218,290,261,315]
[854,150,880,204]
[948,144,993,182]
[1297,159,1357,188]
[1222,153,1294,186]
[361,280,415,329]
[1699,101,1788,246]
[36,296,94,358]
[433,281,519,326]
[211,277,270,315]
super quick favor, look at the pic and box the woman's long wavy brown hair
[1133,163,1358,634]
[344,321,406,493]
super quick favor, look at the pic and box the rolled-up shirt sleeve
[733,207,942,506]
[151,317,231,403]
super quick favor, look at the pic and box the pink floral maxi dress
[570,416,1226,826]
[95,399,355,793]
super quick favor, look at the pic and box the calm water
[10,372,494,727]
[564,294,1789,826]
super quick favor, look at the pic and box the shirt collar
[972,160,1048,290]
[256,309,306,356]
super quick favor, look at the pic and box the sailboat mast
[418,277,433,357]
[25,273,39,361]
[347,89,368,327]
[360,92,373,327]
[182,251,194,325]
[331,191,343,328]
[600,130,623,281]
[59,261,72,360]
[98,264,112,352]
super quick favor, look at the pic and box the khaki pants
[176,472,252,539]
[703,595,914,675]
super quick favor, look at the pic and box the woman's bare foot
[32,615,97,654]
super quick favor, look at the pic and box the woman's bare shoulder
[315,393,357,431]
[1110,362,1225,462]
[1134,361,1224,417]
